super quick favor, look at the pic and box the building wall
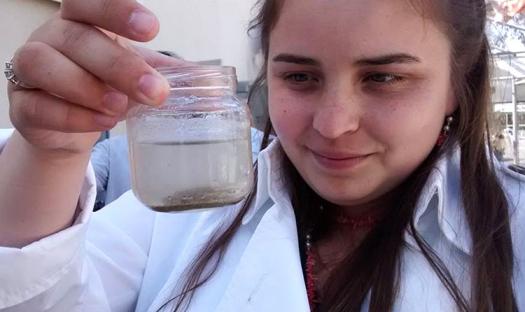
[0,0,60,129]
[0,0,260,133]
[141,0,260,82]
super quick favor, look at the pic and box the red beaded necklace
[304,209,380,311]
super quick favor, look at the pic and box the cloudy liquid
[130,138,253,212]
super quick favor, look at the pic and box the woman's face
[267,0,456,209]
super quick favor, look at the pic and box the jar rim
[157,65,236,80]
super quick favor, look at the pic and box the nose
[312,85,361,139]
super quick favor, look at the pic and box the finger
[13,41,128,116]
[10,90,120,133]
[132,46,195,68]
[31,18,169,106]
[61,0,159,42]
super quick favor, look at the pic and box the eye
[281,72,320,91]
[364,73,403,84]
[284,73,318,83]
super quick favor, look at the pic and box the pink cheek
[275,110,300,140]
[270,97,310,139]
[269,106,286,132]
[275,111,289,132]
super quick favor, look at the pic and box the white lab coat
[0,128,523,311]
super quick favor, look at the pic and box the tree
[488,0,525,20]
[487,0,525,51]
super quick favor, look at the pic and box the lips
[310,149,372,170]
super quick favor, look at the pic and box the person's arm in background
[92,137,111,210]
[92,134,133,209]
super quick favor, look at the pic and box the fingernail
[94,114,117,128]
[103,92,128,114]
[138,73,168,104]
[129,10,157,36]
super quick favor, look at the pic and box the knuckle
[56,99,95,132]
[45,16,67,32]
[107,51,145,78]
[14,42,47,78]
[60,22,93,51]
[106,51,128,72]
[32,17,66,43]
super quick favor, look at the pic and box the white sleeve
[0,130,151,312]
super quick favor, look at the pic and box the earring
[436,116,454,147]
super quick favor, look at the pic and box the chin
[324,195,377,207]
[312,185,377,206]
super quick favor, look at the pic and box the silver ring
[4,58,34,89]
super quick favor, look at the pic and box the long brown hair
[163,0,517,311]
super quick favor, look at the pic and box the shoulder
[505,164,525,176]
[107,135,128,147]
[92,135,128,153]
[497,163,525,199]
[106,135,129,158]
[496,163,525,233]
[498,164,525,306]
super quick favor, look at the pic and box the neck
[336,190,398,219]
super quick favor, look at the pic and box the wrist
[10,131,91,166]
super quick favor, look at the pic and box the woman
[492,132,507,161]
[0,0,523,311]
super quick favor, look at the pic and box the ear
[445,86,458,115]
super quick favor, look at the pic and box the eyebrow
[354,53,421,66]
[272,53,421,67]
[272,54,321,66]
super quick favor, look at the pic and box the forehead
[270,0,449,61]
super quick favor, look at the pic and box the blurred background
[0,0,262,134]
[2,0,525,164]
[487,0,525,164]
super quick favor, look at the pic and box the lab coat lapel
[216,201,310,312]
[145,209,225,312]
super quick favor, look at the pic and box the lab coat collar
[242,139,290,225]
[243,139,472,256]
[410,147,472,256]
[216,188,310,311]
[219,140,309,310]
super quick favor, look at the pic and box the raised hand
[7,0,183,154]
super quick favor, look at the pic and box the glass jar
[126,65,253,212]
